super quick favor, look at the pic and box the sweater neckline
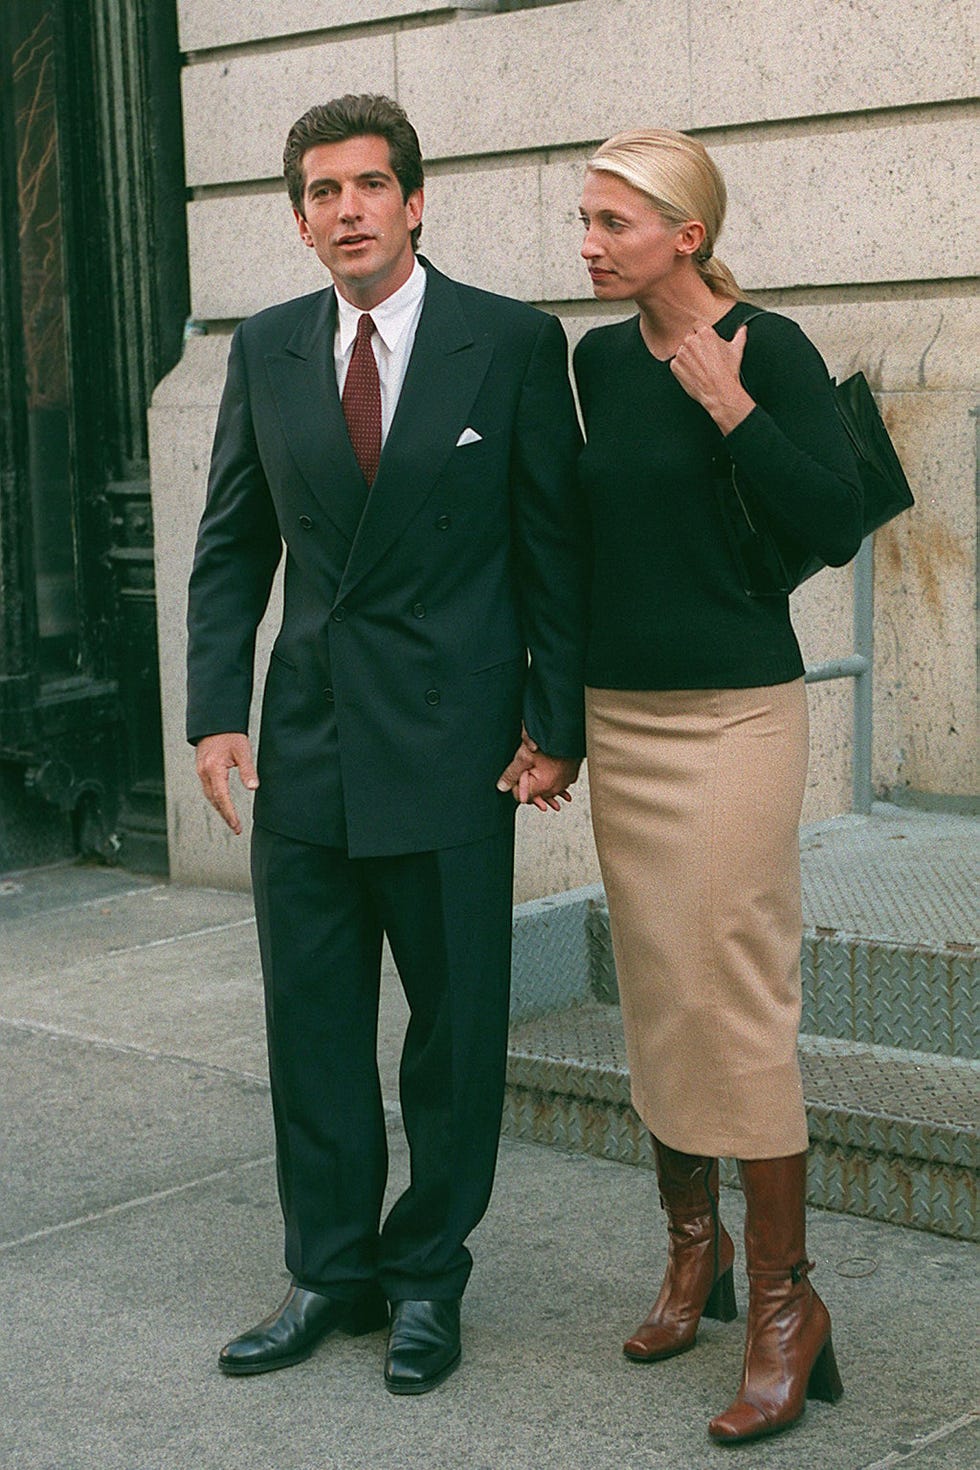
[632,302,746,365]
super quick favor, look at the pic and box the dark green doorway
[0,0,188,873]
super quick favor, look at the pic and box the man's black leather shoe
[218,1283,388,1375]
[384,1298,461,1395]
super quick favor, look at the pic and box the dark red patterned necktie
[342,312,382,486]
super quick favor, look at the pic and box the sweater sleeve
[721,314,863,567]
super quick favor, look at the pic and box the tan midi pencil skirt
[585,679,810,1159]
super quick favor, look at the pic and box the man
[187,94,586,1394]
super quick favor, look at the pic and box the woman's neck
[636,279,735,361]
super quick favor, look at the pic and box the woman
[574,130,861,1444]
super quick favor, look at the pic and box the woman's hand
[670,321,755,435]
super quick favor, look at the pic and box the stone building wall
[151,0,978,896]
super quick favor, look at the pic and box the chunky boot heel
[807,1337,844,1403]
[623,1142,736,1363]
[703,1265,738,1323]
[708,1154,843,1444]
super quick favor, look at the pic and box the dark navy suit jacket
[186,260,588,858]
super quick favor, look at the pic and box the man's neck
[333,252,419,312]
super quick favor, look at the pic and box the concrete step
[504,1001,979,1241]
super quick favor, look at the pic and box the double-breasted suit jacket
[186,259,587,855]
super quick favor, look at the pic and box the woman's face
[578,170,700,302]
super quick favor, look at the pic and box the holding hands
[670,321,755,436]
[197,725,582,831]
[496,726,581,812]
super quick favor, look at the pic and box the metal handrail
[802,537,874,813]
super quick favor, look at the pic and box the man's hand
[195,732,258,835]
[496,728,581,812]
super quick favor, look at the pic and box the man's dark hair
[283,93,424,248]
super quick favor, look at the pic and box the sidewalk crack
[860,1409,979,1468]
[0,1155,276,1254]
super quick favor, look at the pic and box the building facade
[143,0,977,898]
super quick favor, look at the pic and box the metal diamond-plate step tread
[799,809,978,950]
[799,932,977,1058]
[581,901,977,1058]
[512,812,977,1054]
[505,1003,979,1240]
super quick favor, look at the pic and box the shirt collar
[335,257,426,355]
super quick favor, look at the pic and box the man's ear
[406,187,424,234]
[293,206,314,248]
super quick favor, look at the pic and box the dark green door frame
[0,0,188,872]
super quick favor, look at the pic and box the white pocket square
[456,427,483,447]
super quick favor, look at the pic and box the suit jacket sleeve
[510,312,589,759]
[185,324,283,743]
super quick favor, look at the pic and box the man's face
[294,134,423,309]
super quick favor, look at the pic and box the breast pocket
[454,427,507,453]
[448,428,510,484]
[468,648,526,676]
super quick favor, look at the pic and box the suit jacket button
[412,602,426,619]
[425,688,440,706]
[324,686,334,702]
[331,605,346,623]
[436,514,451,530]
[299,514,314,529]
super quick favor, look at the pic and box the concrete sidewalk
[0,864,977,1470]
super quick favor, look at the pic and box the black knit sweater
[573,303,863,690]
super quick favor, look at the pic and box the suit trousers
[250,819,516,1302]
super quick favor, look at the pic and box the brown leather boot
[623,1140,737,1362]
[708,1153,843,1443]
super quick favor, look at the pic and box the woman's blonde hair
[587,129,746,300]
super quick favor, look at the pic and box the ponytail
[695,252,747,301]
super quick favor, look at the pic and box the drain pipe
[850,538,875,813]
[803,536,875,814]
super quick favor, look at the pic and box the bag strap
[731,306,767,392]
[733,306,767,330]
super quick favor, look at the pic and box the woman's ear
[676,219,706,258]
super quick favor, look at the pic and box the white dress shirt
[334,257,427,444]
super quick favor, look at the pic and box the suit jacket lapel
[265,288,368,545]
[337,263,493,601]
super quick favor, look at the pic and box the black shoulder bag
[717,310,915,597]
